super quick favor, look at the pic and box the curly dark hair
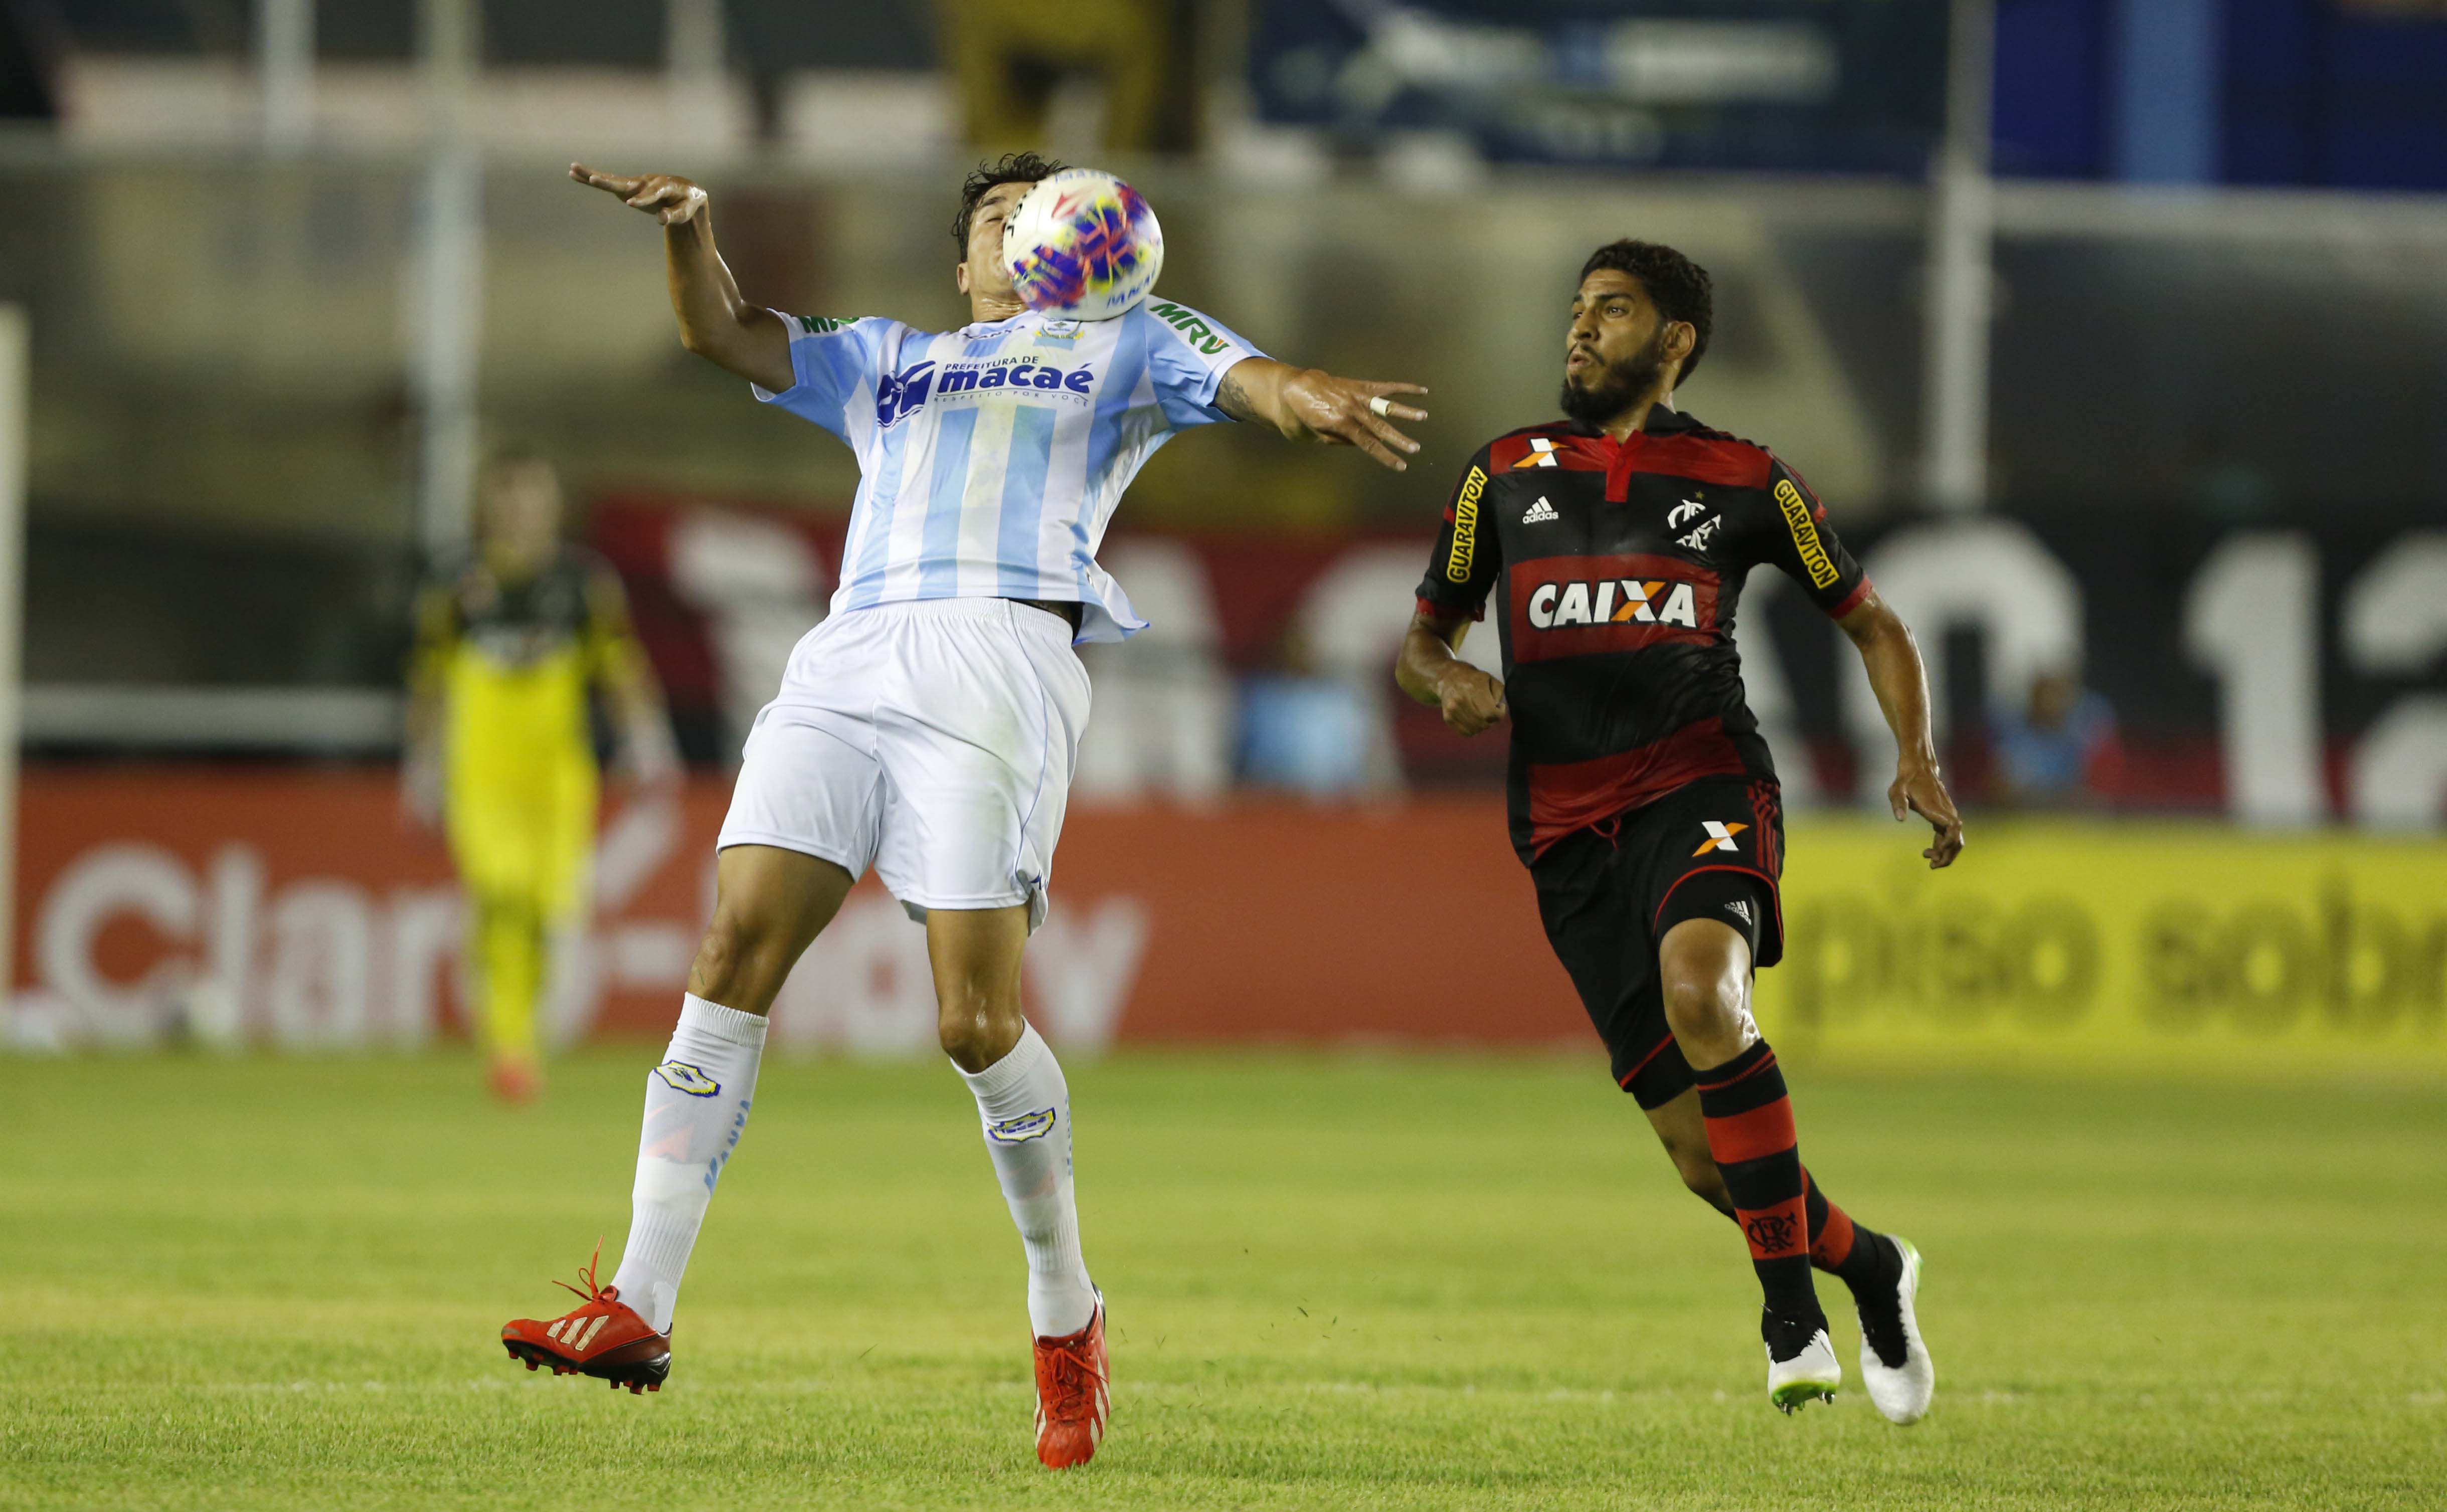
[1580,239,1714,384]
[952,151,1071,250]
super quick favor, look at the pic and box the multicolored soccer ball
[1003,169,1164,322]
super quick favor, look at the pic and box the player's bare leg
[501,845,850,1389]
[687,844,859,1013]
[1642,1090,1733,1216]
[928,905,1108,1469]
[1659,918,1844,1412]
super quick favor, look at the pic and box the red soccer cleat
[487,1057,540,1105]
[499,1242,670,1395]
[1032,1292,1109,1469]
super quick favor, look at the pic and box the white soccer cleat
[1763,1311,1841,1414]
[1856,1237,1935,1425]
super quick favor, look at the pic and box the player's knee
[1659,970,1740,1045]
[934,983,1021,1071]
[935,1006,986,1067]
[935,1004,1004,1070]
[688,906,779,1005]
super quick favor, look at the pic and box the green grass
[3,1050,2440,1510]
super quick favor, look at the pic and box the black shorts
[1529,776,1785,1109]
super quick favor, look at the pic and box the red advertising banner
[8,767,1584,1054]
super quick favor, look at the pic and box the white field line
[189,1379,2435,1408]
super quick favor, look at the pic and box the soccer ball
[1003,168,1164,321]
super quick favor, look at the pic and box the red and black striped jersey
[1414,406,1871,863]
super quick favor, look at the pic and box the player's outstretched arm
[584,566,682,791]
[570,163,792,393]
[1836,592,1965,869]
[1214,358,1428,472]
[400,583,454,831]
[1395,610,1506,735]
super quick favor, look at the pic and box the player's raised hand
[570,163,708,226]
[1280,370,1430,471]
[1436,665,1508,737]
[1219,360,1429,471]
[1891,762,1965,869]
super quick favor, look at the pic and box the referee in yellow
[406,450,677,1101]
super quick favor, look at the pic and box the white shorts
[718,598,1092,931]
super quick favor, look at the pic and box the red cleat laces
[498,1239,672,1395]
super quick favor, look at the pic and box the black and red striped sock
[1695,1040,1819,1317]
[1802,1168,1900,1299]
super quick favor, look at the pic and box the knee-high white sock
[609,995,766,1333]
[957,1024,1096,1338]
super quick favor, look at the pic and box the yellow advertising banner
[1756,819,2447,1071]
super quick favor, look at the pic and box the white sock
[609,994,767,1334]
[957,1024,1097,1338]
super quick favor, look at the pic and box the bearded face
[1559,320,1671,426]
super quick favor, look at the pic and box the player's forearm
[602,669,656,732]
[403,685,443,755]
[605,670,667,746]
[1845,607,1939,769]
[662,213,790,388]
[599,654,682,782]
[400,687,445,823]
[1395,620,1465,707]
[1217,357,1427,470]
[1214,358,1307,439]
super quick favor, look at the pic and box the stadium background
[2,4,2443,1509]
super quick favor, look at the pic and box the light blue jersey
[753,298,1265,642]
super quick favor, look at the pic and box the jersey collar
[1553,404,1702,501]
[959,310,1036,337]
[1559,402,1700,439]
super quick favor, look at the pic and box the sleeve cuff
[1202,350,1256,416]
[1825,578,1873,619]
[751,308,807,402]
[1415,594,1487,624]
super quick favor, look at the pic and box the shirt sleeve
[578,557,650,689]
[752,313,894,440]
[1755,457,1872,619]
[406,570,461,695]
[1134,297,1266,429]
[1413,446,1500,623]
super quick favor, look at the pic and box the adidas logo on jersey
[1724,898,1754,926]
[1522,496,1559,524]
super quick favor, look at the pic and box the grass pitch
[3,1049,2440,1510]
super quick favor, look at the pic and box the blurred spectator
[936,0,1198,152]
[1073,537,1234,802]
[1990,667,2124,809]
[1238,629,1373,798]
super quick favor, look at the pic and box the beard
[1559,326,1670,425]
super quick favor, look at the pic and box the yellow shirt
[410,546,639,794]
